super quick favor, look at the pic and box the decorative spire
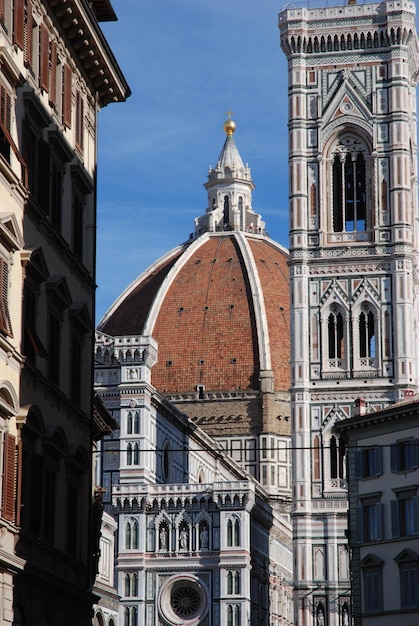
[193,117,266,238]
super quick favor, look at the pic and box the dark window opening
[223,196,229,226]
[333,149,367,233]
[328,310,344,359]
[47,310,61,385]
[359,309,375,358]
[72,192,84,259]
[49,159,62,231]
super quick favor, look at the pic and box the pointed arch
[359,308,375,358]
[352,297,381,373]
[133,442,139,465]
[325,129,372,241]
[127,443,132,465]
[227,514,241,547]
[330,434,338,479]
[133,411,140,434]
[328,307,344,359]
[125,517,139,549]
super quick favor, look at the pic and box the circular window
[171,584,201,618]
[158,575,208,626]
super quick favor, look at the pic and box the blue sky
[96,0,290,322]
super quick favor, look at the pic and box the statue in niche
[179,528,188,550]
[159,525,167,549]
[316,606,325,626]
[200,526,209,549]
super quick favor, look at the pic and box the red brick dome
[99,230,290,396]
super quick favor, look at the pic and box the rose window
[158,575,209,626]
[171,585,201,618]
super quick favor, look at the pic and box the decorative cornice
[47,0,130,107]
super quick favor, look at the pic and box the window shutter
[376,503,383,541]
[2,433,16,522]
[390,443,398,472]
[374,446,382,476]
[356,506,364,543]
[49,40,57,106]
[24,2,33,67]
[75,90,84,152]
[13,0,24,49]
[0,85,11,132]
[63,64,72,128]
[0,258,13,337]
[39,23,49,92]
[354,449,363,479]
[15,438,22,527]
[411,438,419,469]
[391,499,400,538]
[413,496,419,536]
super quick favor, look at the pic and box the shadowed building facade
[0,1,129,624]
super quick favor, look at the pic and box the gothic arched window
[227,516,240,547]
[333,152,366,232]
[227,605,233,626]
[227,571,233,594]
[330,435,338,479]
[133,443,139,465]
[359,308,375,358]
[132,521,138,549]
[132,572,138,596]
[234,571,241,594]
[127,443,132,465]
[125,523,131,549]
[223,196,229,227]
[384,311,390,357]
[238,196,243,229]
[330,435,346,480]
[127,412,132,434]
[328,309,344,359]
[125,519,138,549]
[331,136,368,235]
[339,438,346,479]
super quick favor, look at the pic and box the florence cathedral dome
[97,120,291,478]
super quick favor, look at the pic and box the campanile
[280,2,419,624]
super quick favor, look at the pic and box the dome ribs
[99,233,290,399]
[152,235,259,394]
[247,239,290,391]
[100,251,182,336]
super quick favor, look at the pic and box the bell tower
[280,1,419,625]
